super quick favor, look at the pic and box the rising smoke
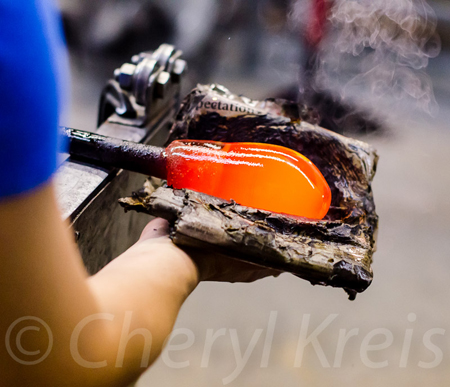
[293,0,441,116]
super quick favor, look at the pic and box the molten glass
[165,140,331,219]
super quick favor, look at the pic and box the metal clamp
[58,44,188,274]
[98,44,187,127]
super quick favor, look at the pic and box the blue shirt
[0,0,67,199]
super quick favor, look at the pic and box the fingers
[139,218,170,241]
[193,252,284,283]
[223,268,283,283]
[138,220,284,283]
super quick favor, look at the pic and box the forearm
[0,182,198,386]
[87,232,199,371]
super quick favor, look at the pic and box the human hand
[139,218,282,283]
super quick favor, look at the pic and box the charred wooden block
[120,84,379,299]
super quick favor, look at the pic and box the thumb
[139,218,170,241]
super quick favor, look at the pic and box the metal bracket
[98,44,187,128]
[56,43,186,274]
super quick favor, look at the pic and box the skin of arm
[0,181,198,386]
[0,181,278,386]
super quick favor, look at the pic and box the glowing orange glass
[165,140,331,219]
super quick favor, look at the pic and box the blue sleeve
[0,0,68,199]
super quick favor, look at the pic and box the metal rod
[63,127,167,179]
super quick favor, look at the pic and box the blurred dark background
[57,1,450,386]
[59,0,450,134]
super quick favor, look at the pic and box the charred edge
[329,260,373,295]
[263,98,321,124]
[206,201,370,250]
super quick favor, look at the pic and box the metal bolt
[131,51,153,64]
[171,59,187,83]
[116,63,136,91]
[155,71,171,99]
[153,44,176,69]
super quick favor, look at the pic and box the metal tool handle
[63,127,167,179]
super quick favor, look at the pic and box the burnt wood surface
[120,84,379,299]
